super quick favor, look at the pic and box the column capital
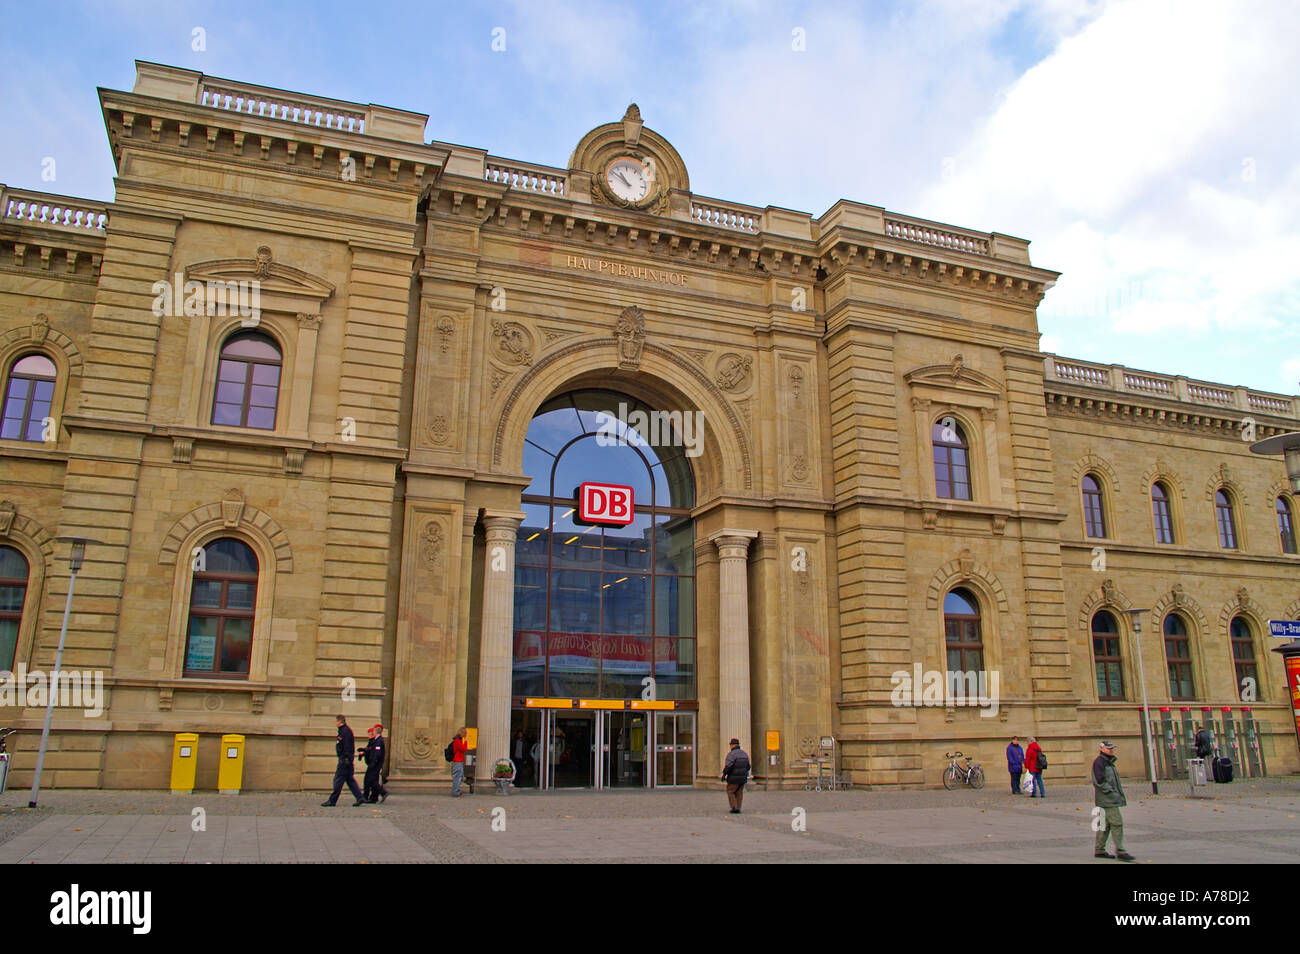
[708,528,758,559]
[481,509,525,541]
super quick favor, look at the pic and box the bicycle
[942,751,985,790]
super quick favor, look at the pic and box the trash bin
[1187,757,1208,794]
[170,732,199,794]
[218,734,245,794]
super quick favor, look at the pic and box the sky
[1,0,1296,396]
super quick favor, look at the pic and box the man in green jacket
[1091,740,1135,861]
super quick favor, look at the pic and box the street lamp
[28,536,102,809]
[1122,607,1159,795]
[1249,432,1300,494]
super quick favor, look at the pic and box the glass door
[509,709,542,789]
[548,711,596,788]
[603,710,649,788]
[653,712,695,787]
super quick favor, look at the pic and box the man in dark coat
[361,723,388,803]
[1092,740,1134,861]
[1005,736,1025,794]
[321,714,366,806]
[721,738,751,814]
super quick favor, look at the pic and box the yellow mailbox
[170,732,199,794]
[218,734,246,794]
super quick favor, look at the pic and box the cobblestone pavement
[2,777,1296,863]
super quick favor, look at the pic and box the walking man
[321,714,366,807]
[1092,740,1134,861]
[450,727,468,797]
[1006,736,1025,795]
[361,723,388,803]
[721,738,751,814]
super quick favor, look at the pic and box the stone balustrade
[200,81,367,133]
[485,159,567,196]
[0,186,108,231]
[690,198,760,233]
[883,214,990,256]
[1045,354,1297,419]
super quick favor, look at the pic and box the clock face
[605,157,652,203]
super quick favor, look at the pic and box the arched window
[943,588,983,673]
[932,419,972,501]
[185,538,258,678]
[1163,613,1194,700]
[1091,610,1124,700]
[1277,497,1297,554]
[2,353,57,442]
[212,332,281,430]
[0,545,29,669]
[1214,490,1238,549]
[515,390,695,700]
[1151,482,1175,544]
[1230,616,1259,701]
[1082,474,1106,538]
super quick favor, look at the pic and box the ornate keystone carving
[221,488,245,528]
[31,313,50,343]
[253,245,273,278]
[614,306,646,369]
[0,500,15,535]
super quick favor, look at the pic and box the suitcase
[1211,756,1233,783]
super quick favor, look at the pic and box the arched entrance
[508,389,698,788]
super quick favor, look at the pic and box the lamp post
[1249,431,1300,494]
[28,536,101,809]
[1122,607,1159,795]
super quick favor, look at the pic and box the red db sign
[579,482,634,525]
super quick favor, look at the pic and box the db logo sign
[579,482,634,525]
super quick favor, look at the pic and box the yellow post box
[170,733,199,794]
[218,734,246,794]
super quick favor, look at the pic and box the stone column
[710,529,758,750]
[475,510,524,782]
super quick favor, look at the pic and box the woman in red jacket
[1024,737,1045,798]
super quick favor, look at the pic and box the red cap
[372,723,383,732]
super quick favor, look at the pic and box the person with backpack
[1005,736,1025,795]
[1092,740,1134,861]
[446,728,468,797]
[1024,736,1046,798]
[721,738,751,814]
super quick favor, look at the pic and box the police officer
[321,714,366,806]
[362,723,388,803]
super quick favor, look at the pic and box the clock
[604,156,655,205]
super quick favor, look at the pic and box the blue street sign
[1267,619,1300,638]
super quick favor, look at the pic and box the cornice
[1043,386,1296,440]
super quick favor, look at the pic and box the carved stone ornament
[1235,585,1249,606]
[428,415,449,445]
[922,508,938,530]
[221,488,245,528]
[788,366,805,400]
[420,521,444,568]
[0,500,14,535]
[789,454,809,482]
[31,313,50,343]
[951,354,964,379]
[491,320,533,366]
[435,315,455,354]
[1172,583,1186,607]
[408,732,434,760]
[714,353,753,392]
[614,306,646,369]
[253,245,273,279]
[1102,578,1118,604]
[958,548,975,576]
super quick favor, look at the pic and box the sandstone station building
[1,62,1297,792]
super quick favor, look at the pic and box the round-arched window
[1163,613,1194,700]
[212,331,281,430]
[185,538,258,677]
[0,545,30,669]
[514,391,696,700]
[932,419,971,500]
[1091,610,1123,700]
[2,353,57,442]
[943,587,983,673]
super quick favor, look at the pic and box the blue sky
[2,0,1296,395]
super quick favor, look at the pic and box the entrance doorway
[654,712,695,787]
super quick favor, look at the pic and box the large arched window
[0,545,29,669]
[2,353,57,442]
[212,331,281,430]
[185,538,258,678]
[1163,613,1194,700]
[1082,474,1107,538]
[1276,497,1297,554]
[514,390,695,700]
[932,419,972,500]
[943,588,983,673]
[1214,489,1238,549]
[1230,616,1259,701]
[1151,482,1175,544]
[1091,610,1124,700]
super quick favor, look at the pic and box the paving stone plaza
[2,777,1296,864]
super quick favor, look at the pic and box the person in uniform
[321,714,366,807]
[361,723,388,803]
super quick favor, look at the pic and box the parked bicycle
[942,750,985,790]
